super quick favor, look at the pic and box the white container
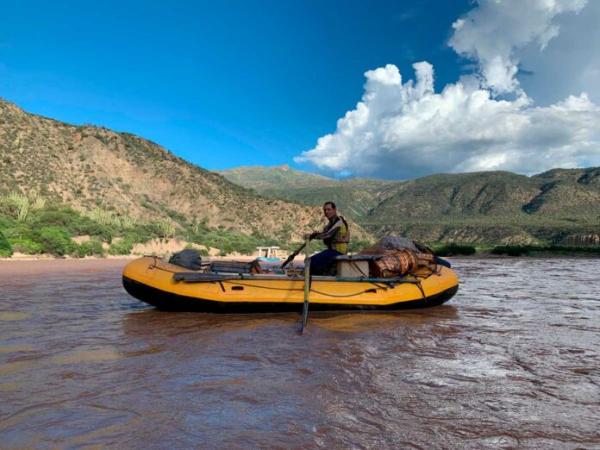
[336,255,376,278]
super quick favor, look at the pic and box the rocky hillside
[221,165,600,245]
[0,98,372,243]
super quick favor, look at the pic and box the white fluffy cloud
[449,0,587,94]
[296,0,600,178]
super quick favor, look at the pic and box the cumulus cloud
[296,63,600,178]
[449,0,587,94]
[518,1,600,105]
[296,0,600,178]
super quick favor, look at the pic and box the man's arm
[310,219,342,240]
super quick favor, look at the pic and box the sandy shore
[0,255,298,277]
[0,258,132,276]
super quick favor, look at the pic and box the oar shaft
[301,238,311,333]
[281,242,306,269]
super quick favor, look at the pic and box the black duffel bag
[168,249,203,270]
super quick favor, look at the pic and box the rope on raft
[150,258,428,299]
[221,279,426,299]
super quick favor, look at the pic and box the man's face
[323,204,336,220]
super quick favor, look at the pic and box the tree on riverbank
[0,230,12,257]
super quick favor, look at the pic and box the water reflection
[122,305,460,337]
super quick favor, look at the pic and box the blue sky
[1,0,598,178]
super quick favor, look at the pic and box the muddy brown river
[1,258,599,449]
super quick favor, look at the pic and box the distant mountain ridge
[220,165,600,245]
[218,166,397,220]
[2,96,597,247]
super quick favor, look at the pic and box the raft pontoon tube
[122,256,459,312]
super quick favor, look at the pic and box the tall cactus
[7,192,30,222]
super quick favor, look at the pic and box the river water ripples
[1,258,599,449]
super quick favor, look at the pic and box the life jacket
[323,215,350,254]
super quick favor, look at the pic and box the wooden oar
[280,241,306,269]
[300,237,311,334]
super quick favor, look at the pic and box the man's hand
[304,232,318,240]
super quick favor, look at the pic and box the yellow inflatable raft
[122,256,459,312]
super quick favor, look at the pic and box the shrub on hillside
[0,216,16,230]
[434,243,477,256]
[0,231,12,257]
[30,206,81,228]
[544,245,600,255]
[124,224,163,243]
[491,245,529,256]
[9,238,43,254]
[30,206,113,241]
[108,239,134,255]
[187,228,264,255]
[491,245,600,256]
[1,222,36,241]
[36,226,75,256]
[72,239,104,258]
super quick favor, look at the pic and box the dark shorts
[310,249,343,275]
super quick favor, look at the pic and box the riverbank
[1,245,599,263]
[0,255,265,275]
[0,253,256,262]
[433,243,600,257]
[0,258,131,277]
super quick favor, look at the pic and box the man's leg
[310,249,342,275]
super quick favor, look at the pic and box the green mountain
[221,166,600,246]
[218,166,397,220]
[220,164,337,191]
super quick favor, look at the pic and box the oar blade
[300,301,309,334]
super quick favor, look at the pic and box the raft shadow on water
[121,305,460,338]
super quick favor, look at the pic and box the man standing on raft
[305,201,350,275]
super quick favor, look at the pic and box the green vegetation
[0,193,138,257]
[420,243,600,257]
[490,245,600,257]
[72,239,104,258]
[490,245,531,256]
[36,226,75,256]
[433,243,477,256]
[219,165,337,192]
[2,190,597,259]
[186,224,284,256]
[9,238,43,254]
[219,165,396,221]
[108,239,134,256]
[0,192,301,257]
[221,165,600,247]
[0,230,12,257]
